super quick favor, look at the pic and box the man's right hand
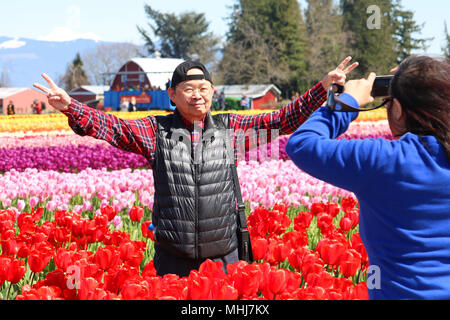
[33,73,71,111]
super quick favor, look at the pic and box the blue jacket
[285,94,450,299]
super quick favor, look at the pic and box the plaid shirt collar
[180,114,205,131]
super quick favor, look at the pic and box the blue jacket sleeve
[285,93,390,193]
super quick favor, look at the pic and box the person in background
[128,96,137,112]
[239,93,250,110]
[7,100,15,115]
[120,98,129,112]
[218,90,226,111]
[34,57,358,278]
[286,55,450,299]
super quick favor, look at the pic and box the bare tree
[218,18,289,86]
[304,0,350,86]
[82,43,143,85]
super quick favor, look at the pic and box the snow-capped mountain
[0,36,119,87]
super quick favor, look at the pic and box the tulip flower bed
[0,110,388,300]
[0,198,368,300]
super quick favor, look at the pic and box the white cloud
[0,37,26,49]
[37,5,102,42]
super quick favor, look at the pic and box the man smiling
[34,58,357,277]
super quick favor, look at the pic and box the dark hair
[390,55,450,161]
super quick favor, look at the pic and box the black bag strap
[231,163,248,229]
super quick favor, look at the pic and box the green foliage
[219,0,307,96]
[443,22,450,58]
[137,5,220,65]
[60,53,91,92]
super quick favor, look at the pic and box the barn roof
[214,84,281,99]
[0,88,28,99]
[126,57,184,88]
[69,85,110,95]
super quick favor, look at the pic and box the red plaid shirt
[62,82,326,168]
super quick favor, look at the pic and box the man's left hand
[322,56,359,91]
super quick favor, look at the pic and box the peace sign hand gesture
[33,73,71,111]
[321,56,359,91]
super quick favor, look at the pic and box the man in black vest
[33,57,358,277]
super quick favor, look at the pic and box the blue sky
[1,0,448,54]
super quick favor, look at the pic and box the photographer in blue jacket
[286,55,450,300]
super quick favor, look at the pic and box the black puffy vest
[152,110,238,260]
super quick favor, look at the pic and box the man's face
[168,68,214,123]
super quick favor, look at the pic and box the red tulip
[78,277,100,300]
[121,280,149,300]
[345,282,369,300]
[338,249,362,278]
[350,233,369,266]
[100,205,117,221]
[324,203,340,218]
[94,245,121,271]
[317,238,346,266]
[198,259,226,280]
[272,202,288,215]
[229,264,261,297]
[339,216,353,232]
[141,260,157,278]
[251,237,267,261]
[141,221,152,238]
[341,197,357,213]
[288,247,309,271]
[212,281,239,300]
[293,211,313,231]
[128,206,144,222]
[283,230,308,248]
[310,202,326,216]
[28,250,53,273]
[262,268,288,299]
[5,258,26,283]
[187,270,212,300]
[1,239,20,256]
[306,270,335,289]
[316,212,335,235]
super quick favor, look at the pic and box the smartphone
[371,75,393,97]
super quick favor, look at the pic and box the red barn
[214,84,281,109]
[69,85,110,104]
[109,57,184,91]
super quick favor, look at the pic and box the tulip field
[0,109,390,300]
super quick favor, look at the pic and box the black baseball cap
[170,61,212,89]
[169,61,213,106]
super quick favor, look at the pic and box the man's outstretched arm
[33,73,157,157]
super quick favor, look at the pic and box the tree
[218,17,290,86]
[304,0,350,88]
[60,53,91,92]
[391,0,431,63]
[219,0,308,96]
[341,0,397,77]
[443,21,450,58]
[0,66,11,87]
[82,43,143,85]
[137,5,220,65]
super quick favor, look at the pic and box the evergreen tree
[341,0,397,77]
[61,53,90,92]
[443,21,450,58]
[137,5,220,65]
[304,0,350,88]
[219,0,308,95]
[391,0,431,63]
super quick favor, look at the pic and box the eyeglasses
[327,84,393,112]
